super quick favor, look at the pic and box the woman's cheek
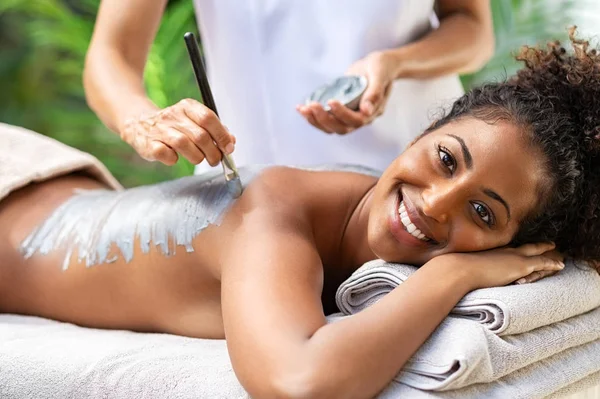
[456,230,497,252]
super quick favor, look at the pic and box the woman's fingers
[525,253,564,278]
[515,241,556,257]
[542,249,565,263]
[515,270,558,285]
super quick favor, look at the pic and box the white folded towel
[377,337,600,398]
[336,258,600,335]
[395,306,600,390]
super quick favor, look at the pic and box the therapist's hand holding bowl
[297,51,396,135]
[119,99,236,166]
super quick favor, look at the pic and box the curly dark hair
[428,27,600,269]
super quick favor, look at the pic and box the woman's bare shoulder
[221,165,377,228]
[224,165,377,233]
[246,165,378,202]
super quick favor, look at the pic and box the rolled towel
[336,258,600,335]
[0,122,123,201]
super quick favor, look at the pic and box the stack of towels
[335,258,600,398]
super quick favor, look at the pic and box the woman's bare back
[0,167,377,339]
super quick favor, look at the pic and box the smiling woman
[0,29,599,398]
[367,117,545,266]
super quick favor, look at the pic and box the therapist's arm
[387,0,495,79]
[298,0,494,134]
[84,0,235,167]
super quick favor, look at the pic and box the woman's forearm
[384,6,494,80]
[297,258,470,399]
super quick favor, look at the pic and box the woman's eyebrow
[447,134,472,168]
[483,188,511,221]
[446,133,511,221]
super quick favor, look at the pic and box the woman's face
[368,116,547,265]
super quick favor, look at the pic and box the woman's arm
[219,171,470,398]
[220,171,564,399]
[387,0,495,79]
[84,0,235,166]
[222,231,468,399]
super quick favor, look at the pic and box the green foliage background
[0,0,596,187]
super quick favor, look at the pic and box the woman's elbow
[253,367,335,399]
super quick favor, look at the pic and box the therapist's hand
[119,99,236,166]
[296,51,396,135]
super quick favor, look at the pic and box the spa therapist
[84,0,494,173]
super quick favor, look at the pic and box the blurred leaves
[463,0,598,88]
[0,0,198,186]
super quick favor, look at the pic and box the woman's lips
[388,190,431,248]
[401,191,437,243]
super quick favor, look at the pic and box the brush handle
[184,32,219,116]
[184,31,240,186]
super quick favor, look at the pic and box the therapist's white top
[192,0,464,173]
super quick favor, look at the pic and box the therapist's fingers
[327,100,368,129]
[126,121,179,165]
[297,105,338,134]
[223,125,237,145]
[296,105,330,133]
[169,119,222,166]
[185,125,223,166]
[183,100,235,155]
[374,83,393,117]
[308,102,351,134]
[121,98,236,167]
[161,127,207,165]
[148,140,179,165]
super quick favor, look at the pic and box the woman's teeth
[398,201,430,242]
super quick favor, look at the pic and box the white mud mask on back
[20,167,263,269]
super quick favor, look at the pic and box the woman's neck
[338,185,378,271]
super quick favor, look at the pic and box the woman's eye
[472,202,493,226]
[438,146,456,173]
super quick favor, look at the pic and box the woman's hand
[438,242,565,291]
[296,51,397,135]
[119,99,236,166]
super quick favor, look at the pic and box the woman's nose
[421,183,460,224]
